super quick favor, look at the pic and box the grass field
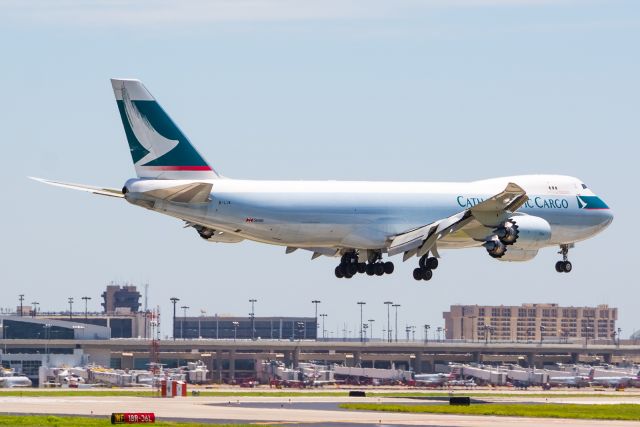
[0,415,271,426]
[339,403,640,421]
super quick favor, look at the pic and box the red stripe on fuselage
[142,165,212,171]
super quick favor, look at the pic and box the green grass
[0,415,271,426]
[339,403,640,421]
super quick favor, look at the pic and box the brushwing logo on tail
[122,87,179,167]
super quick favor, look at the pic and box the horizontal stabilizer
[29,177,123,198]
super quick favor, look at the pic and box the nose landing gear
[555,244,573,273]
[413,254,439,281]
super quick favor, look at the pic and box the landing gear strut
[335,252,394,279]
[413,254,438,281]
[555,244,573,273]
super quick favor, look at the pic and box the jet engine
[485,215,551,259]
[484,239,507,258]
[494,215,552,250]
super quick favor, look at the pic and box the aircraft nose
[600,207,614,228]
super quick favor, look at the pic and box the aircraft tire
[346,263,357,276]
[357,263,367,274]
[366,264,375,276]
[421,268,433,281]
[427,257,439,270]
[344,272,353,279]
[413,268,422,281]
[335,266,345,278]
[383,262,394,274]
[555,261,564,273]
[563,261,573,273]
[374,263,384,276]
[419,255,427,269]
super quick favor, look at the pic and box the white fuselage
[124,174,613,253]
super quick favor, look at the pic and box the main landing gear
[555,244,573,273]
[335,252,394,279]
[413,254,439,281]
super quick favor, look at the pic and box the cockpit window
[581,184,588,189]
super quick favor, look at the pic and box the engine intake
[484,240,507,258]
[496,220,519,245]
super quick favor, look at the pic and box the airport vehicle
[33,79,614,281]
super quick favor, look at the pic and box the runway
[1,393,639,426]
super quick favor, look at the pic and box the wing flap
[30,177,124,198]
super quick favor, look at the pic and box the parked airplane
[589,369,638,388]
[0,369,32,388]
[413,373,453,387]
[547,375,589,388]
[33,79,614,281]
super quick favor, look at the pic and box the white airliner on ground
[33,79,614,281]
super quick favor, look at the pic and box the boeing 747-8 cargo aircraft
[33,79,614,281]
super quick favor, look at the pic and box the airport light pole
[617,327,622,347]
[18,294,24,317]
[249,299,257,340]
[180,305,189,339]
[320,314,327,340]
[81,296,91,320]
[368,319,375,342]
[357,302,366,343]
[424,324,430,344]
[384,301,393,343]
[392,304,400,343]
[31,301,39,318]
[68,297,74,320]
[311,300,321,340]
[170,297,179,340]
[232,321,239,342]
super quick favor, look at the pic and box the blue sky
[2,0,638,339]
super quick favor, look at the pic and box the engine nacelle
[194,226,244,243]
[496,248,539,262]
[497,215,552,250]
[484,239,507,258]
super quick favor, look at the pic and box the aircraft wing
[30,177,124,198]
[388,182,527,260]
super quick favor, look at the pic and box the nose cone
[600,206,614,229]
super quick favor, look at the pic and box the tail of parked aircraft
[111,79,219,180]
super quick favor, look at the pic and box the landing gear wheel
[419,256,427,269]
[563,261,572,273]
[357,263,367,274]
[426,257,439,270]
[375,263,385,276]
[346,263,357,276]
[335,265,344,278]
[366,264,375,276]
[421,268,433,281]
[383,262,395,275]
[413,268,423,281]
[344,272,353,279]
[555,261,564,273]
